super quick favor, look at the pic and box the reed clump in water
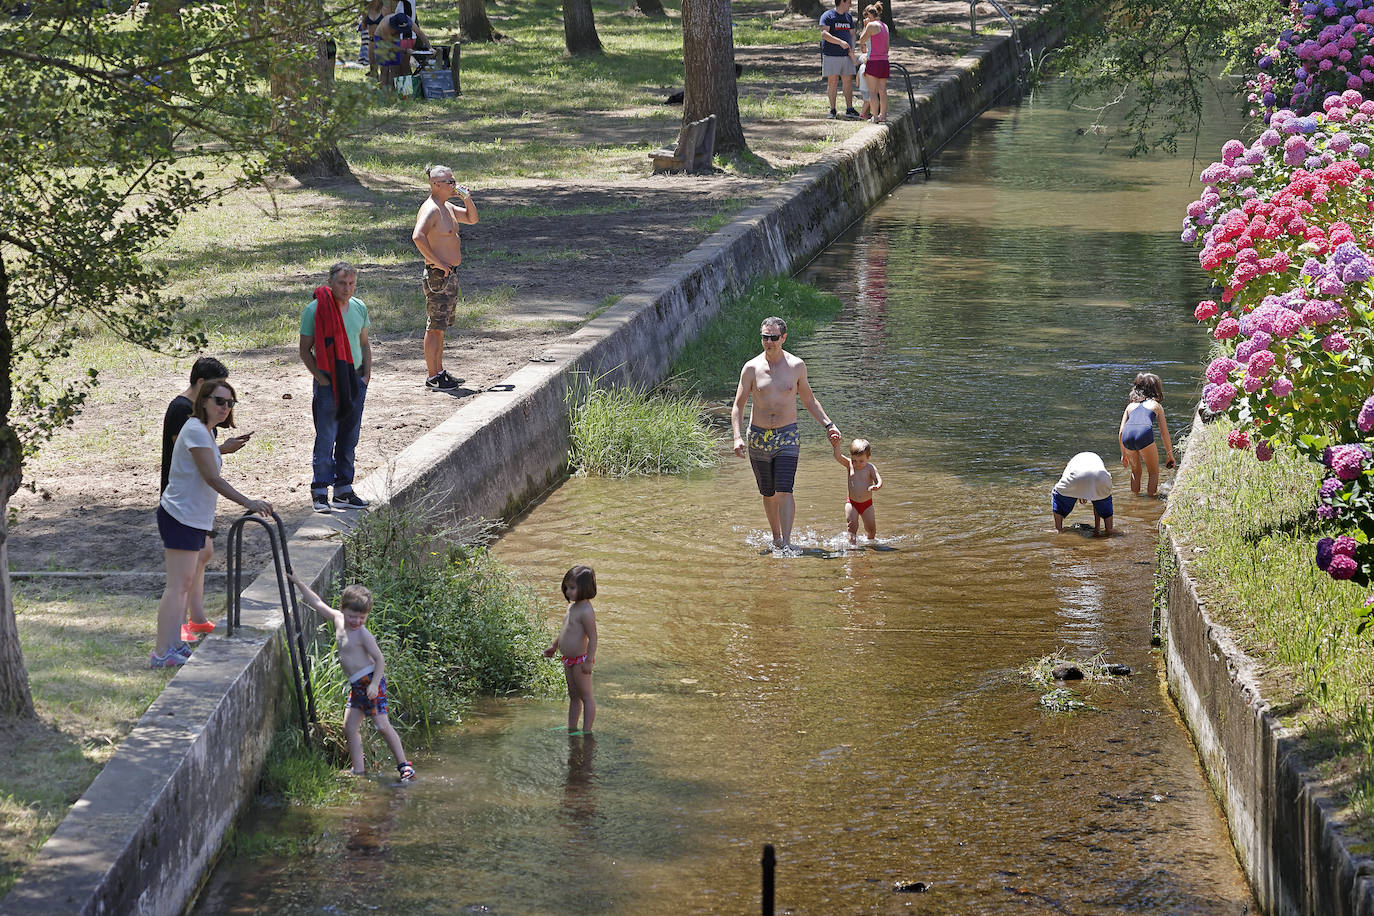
[1165,418,1374,825]
[669,275,843,394]
[568,381,718,476]
[293,503,561,775]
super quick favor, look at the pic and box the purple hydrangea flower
[1273,376,1296,397]
[1360,395,1374,432]
[1321,476,1344,500]
[1335,534,1358,556]
[1330,554,1359,578]
[1204,382,1239,412]
[1318,536,1336,570]
[1324,331,1351,352]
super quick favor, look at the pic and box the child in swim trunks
[833,437,882,544]
[1051,451,1114,537]
[1118,372,1176,497]
[288,574,415,781]
[544,565,598,734]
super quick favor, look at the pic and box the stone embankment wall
[1160,414,1374,916]
[2,21,1057,916]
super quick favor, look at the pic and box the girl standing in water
[545,566,598,734]
[1118,372,1176,497]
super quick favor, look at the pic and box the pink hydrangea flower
[1273,376,1295,397]
[1205,357,1240,384]
[1256,440,1274,461]
[1205,382,1239,412]
[1228,429,1251,449]
[1248,350,1277,375]
[1243,374,1265,393]
[1195,299,1219,321]
[1215,317,1241,339]
[1323,331,1351,352]
[1272,308,1304,338]
[1359,395,1374,432]
[1334,535,1358,557]
[1329,554,1359,579]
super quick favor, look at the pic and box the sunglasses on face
[761,334,782,341]
[435,178,456,185]
[211,396,236,408]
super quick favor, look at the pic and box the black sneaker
[844,107,862,119]
[425,370,463,391]
[827,109,838,119]
[331,491,370,510]
[311,493,331,513]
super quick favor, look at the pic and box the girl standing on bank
[1118,372,1176,497]
[858,2,890,123]
[153,381,273,668]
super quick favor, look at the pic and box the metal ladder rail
[888,62,931,180]
[225,511,318,747]
[969,0,1030,75]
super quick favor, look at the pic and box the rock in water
[1052,664,1084,680]
[893,880,929,893]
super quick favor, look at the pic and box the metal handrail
[888,62,930,180]
[969,0,1030,74]
[225,511,317,748]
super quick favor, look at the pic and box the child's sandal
[397,761,416,781]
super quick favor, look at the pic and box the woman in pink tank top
[858,2,890,123]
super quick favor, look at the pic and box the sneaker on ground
[331,491,371,510]
[172,641,194,658]
[426,371,462,391]
[827,109,838,119]
[150,648,187,668]
[312,493,332,513]
[845,107,862,119]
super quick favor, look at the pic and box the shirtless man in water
[411,164,479,392]
[731,316,843,550]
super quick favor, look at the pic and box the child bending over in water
[1052,451,1114,537]
[1118,372,1176,497]
[288,573,414,781]
[833,437,883,544]
[544,565,598,734]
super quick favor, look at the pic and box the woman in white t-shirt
[154,381,273,668]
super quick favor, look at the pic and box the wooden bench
[650,114,717,174]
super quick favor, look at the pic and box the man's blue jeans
[311,379,366,497]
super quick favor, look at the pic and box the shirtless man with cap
[731,316,842,550]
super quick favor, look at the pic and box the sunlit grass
[1,585,165,896]
[567,378,718,476]
[1163,418,1374,826]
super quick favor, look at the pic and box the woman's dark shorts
[157,505,209,552]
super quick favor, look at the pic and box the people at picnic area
[834,437,882,543]
[412,163,479,392]
[1118,371,1176,497]
[288,573,416,781]
[732,316,843,551]
[544,565,598,734]
[299,261,372,514]
[153,380,272,667]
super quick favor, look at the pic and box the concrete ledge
[1,22,1055,916]
[1161,414,1374,915]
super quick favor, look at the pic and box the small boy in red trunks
[544,565,598,734]
[833,437,882,544]
[288,573,414,781]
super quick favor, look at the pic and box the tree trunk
[880,0,894,34]
[683,0,745,153]
[277,37,354,181]
[562,0,602,56]
[0,254,34,722]
[632,0,667,18]
[459,0,503,42]
[786,0,824,18]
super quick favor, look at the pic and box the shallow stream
[194,82,1258,914]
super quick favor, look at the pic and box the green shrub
[669,276,844,395]
[295,503,561,770]
[567,380,718,476]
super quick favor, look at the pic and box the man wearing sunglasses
[731,317,842,551]
[413,163,479,393]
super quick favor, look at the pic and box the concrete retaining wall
[1,21,1056,916]
[1160,416,1374,915]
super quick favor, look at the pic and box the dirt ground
[9,1,1026,583]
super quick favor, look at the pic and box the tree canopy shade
[0,1,356,718]
[1047,0,1280,154]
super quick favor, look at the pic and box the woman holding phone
[153,380,273,668]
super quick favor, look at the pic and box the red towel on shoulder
[313,285,360,420]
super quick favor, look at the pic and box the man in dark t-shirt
[820,0,859,119]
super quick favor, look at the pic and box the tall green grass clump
[1164,418,1374,825]
[567,380,718,476]
[298,505,561,771]
[669,276,844,394]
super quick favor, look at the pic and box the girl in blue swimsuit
[1118,372,1176,497]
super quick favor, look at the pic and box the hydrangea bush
[1183,87,1374,591]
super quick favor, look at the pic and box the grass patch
[567,377,719,476]
[1164,418,1374,826]
[669,275,844,394]
[0,585,164,897]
